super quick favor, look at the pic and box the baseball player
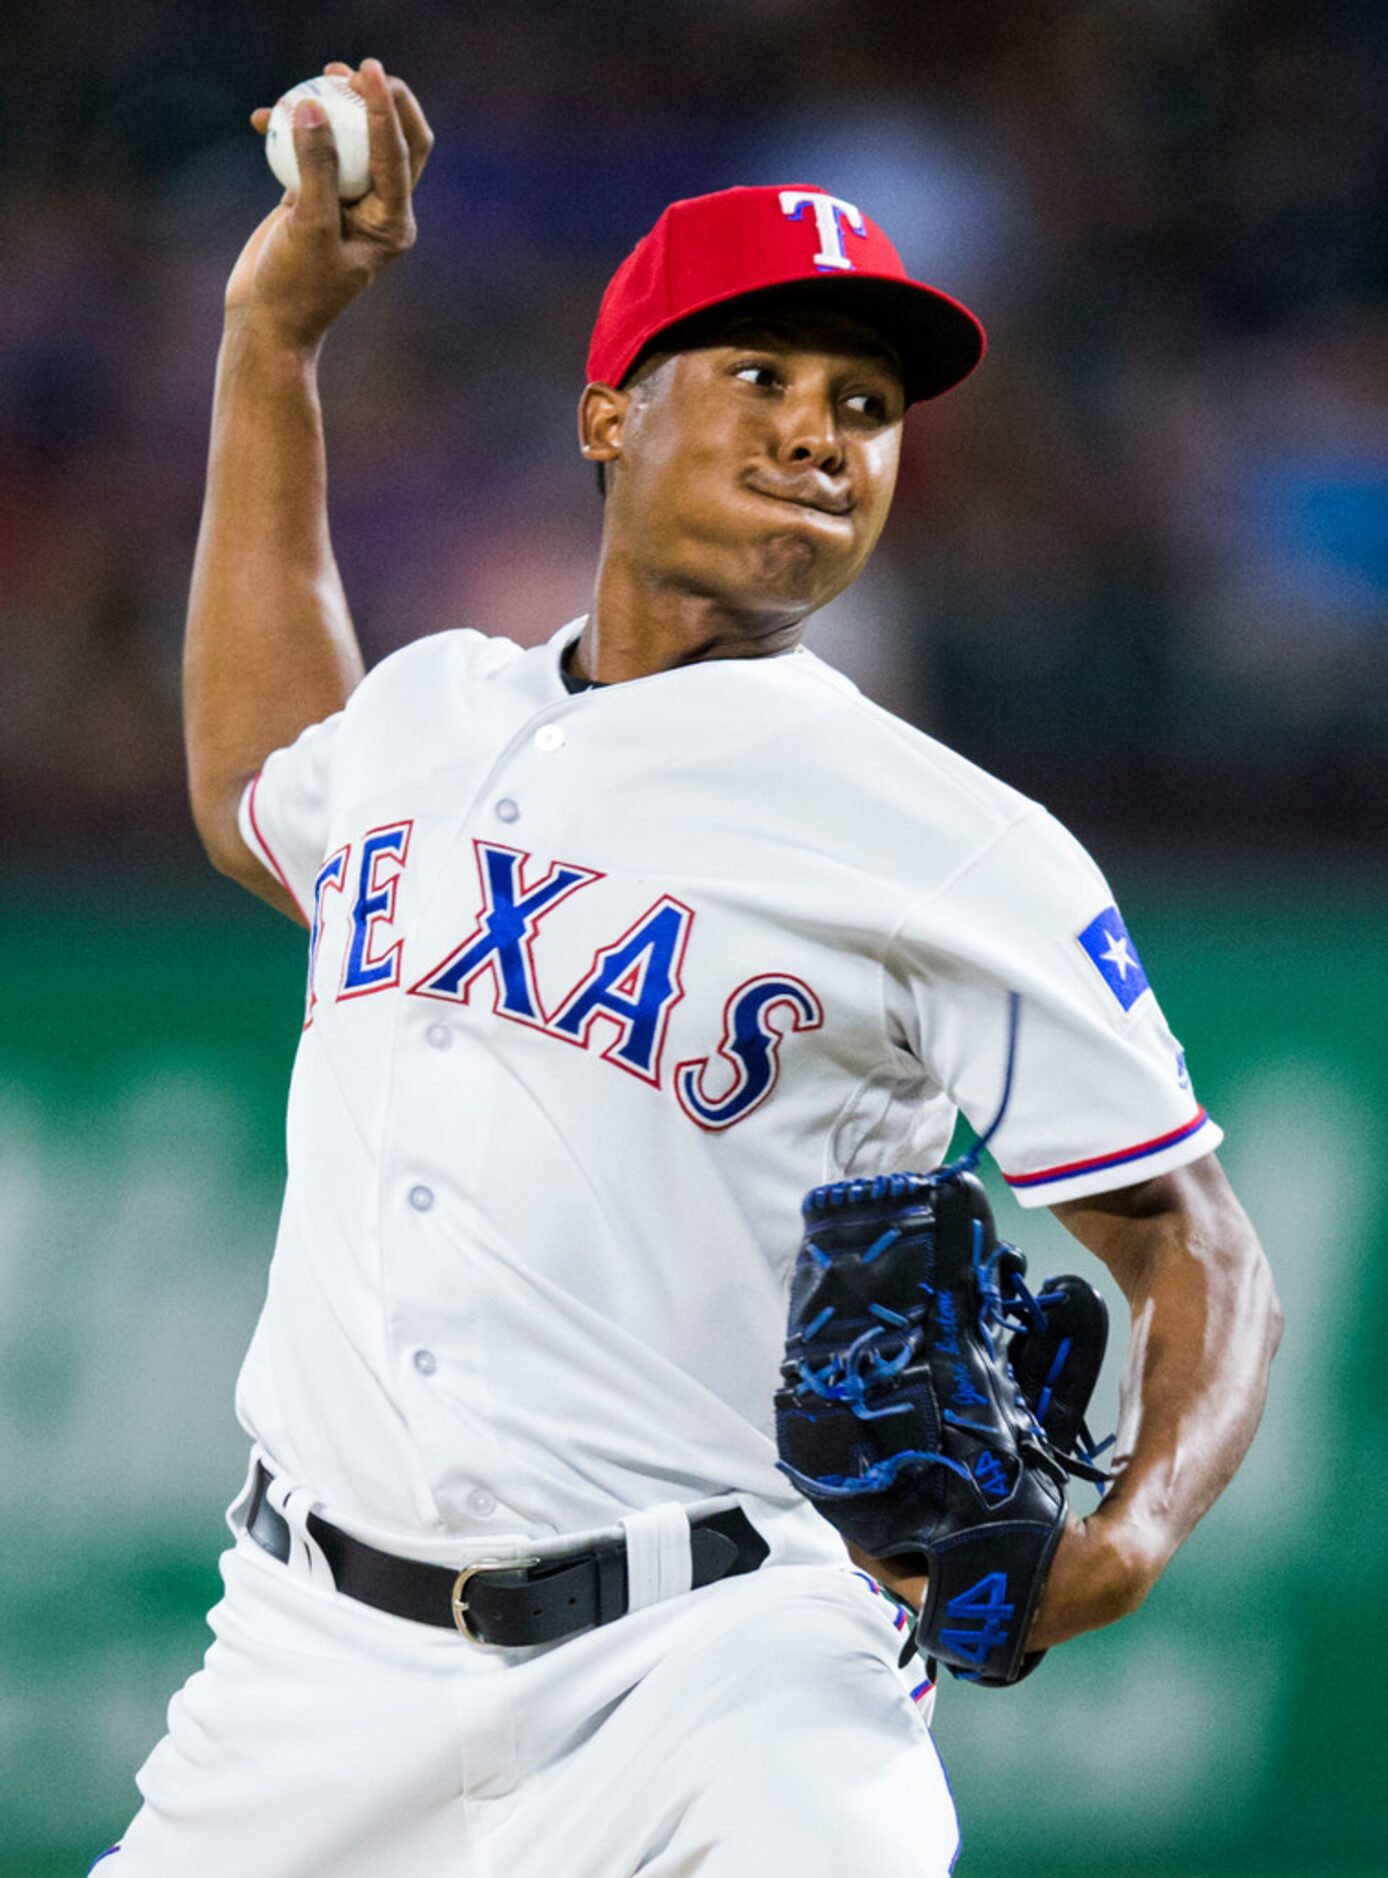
[99,58,1281,1876]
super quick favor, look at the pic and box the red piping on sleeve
[246,769,310,923]
[1003,1108,1211,1190]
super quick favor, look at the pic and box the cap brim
[622,273,986,406]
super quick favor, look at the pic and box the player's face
[593,308,906,625]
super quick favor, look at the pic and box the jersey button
[533,724,565,752]
[425,1023,452,1051]
[494,797,520,823]
[412,1348,438,1377]
[468,1488,497,1519]
[408,1183,435,1212]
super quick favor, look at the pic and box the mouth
[746,479,855,519]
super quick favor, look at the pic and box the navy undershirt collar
[560,652,606,694]
[559,637,806,693]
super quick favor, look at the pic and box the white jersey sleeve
[894,806,1221,1208]
[234,627,527,920]
[237,712,343,922]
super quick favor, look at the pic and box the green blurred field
[2,868,1384,1875]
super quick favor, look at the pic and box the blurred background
[1,1,1384,1873]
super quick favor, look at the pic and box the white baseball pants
[100,1533,959,1876]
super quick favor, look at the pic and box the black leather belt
[245,1461,768,1646]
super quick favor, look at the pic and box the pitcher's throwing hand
[229,59,433,350]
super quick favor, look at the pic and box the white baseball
[266,76,372,203]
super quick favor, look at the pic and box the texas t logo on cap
[777,189,867,272]
[587,182,986,406]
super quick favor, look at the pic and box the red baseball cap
[587,183,986,406]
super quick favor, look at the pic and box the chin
[678,507,856,616]
[749,533,819,598]
[751,527,852,606]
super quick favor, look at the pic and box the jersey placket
[377,696,590,1536]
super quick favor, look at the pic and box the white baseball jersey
[234,617,1220,1556]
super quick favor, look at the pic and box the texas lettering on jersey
[305,833,824,1131]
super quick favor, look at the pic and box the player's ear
[578,382,627,473]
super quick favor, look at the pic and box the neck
[575,545,806,684]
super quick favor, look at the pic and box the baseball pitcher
[97,59,1281,1877]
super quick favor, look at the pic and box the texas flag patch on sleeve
[1077,906,1151,1012]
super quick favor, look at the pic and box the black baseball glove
[775,1164,1110,1687]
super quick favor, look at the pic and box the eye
[733,362,781,390]
[843,391,890,422]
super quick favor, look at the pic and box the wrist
[1084,1494,1170,1612]
[221,309,326,372]
[846,1543,927,1613]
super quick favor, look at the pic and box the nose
[775,389,845,476]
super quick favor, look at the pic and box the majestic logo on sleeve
[307,836,819,1129]
[1076,905,1151,1013]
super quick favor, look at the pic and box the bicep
[197,710,346,930]
[898,812,1220,1212]
[194,773,309,926]
[1051,1151,1267,1307]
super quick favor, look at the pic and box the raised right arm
[184,60,433,921]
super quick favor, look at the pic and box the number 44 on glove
[775,1163,1113,1687]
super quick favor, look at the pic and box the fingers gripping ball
[266,76,371,202]
[775,1169,1110,1686]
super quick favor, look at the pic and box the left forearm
[1099,1193,1279,1566]
[852,1155,1281,1648]
[1034,1155,1282,1642]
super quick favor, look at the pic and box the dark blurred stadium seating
[2,0,1384,864]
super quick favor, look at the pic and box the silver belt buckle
[450,1557,540,1644]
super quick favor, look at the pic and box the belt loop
[265,1470,336,1591]
[620,1503,694,1613]
[225,1450,261,1540]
